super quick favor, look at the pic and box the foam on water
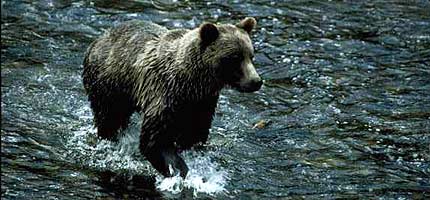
[155,152,229,197]
[65,124,154,174]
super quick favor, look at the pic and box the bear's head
[198,17,262,93]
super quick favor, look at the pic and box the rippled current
[2,0,430,199]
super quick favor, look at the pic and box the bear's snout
[238,77,263,92]
[249,78,263,90]
[235,61,262,92]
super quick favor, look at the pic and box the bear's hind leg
[90,95,135,140]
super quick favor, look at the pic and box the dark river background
[2,0,430,199]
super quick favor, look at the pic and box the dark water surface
[2,0,430,199]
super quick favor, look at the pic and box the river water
[2,0,430,199]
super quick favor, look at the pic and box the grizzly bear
[82,17,262,178]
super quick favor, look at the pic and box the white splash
[65,121,154,175]
[156,152,229,197]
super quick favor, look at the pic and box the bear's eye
[227,54,243,64]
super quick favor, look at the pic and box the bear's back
[109,20,168,41]
[84,21,169,75]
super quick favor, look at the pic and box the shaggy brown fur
[82,18,262,178]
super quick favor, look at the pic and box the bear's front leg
[176,129,209,151]
[144,146,188,178]
[139,111,188,178]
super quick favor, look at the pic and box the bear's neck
[173,57,222,102]
[167,36,223,103]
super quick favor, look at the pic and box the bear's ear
[236,17,257,34]
[199,22,219,46]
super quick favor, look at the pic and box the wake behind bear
[82,17,262,178]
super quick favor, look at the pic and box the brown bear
[82,17,262,178]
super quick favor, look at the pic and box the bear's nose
[249,78,263,90]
